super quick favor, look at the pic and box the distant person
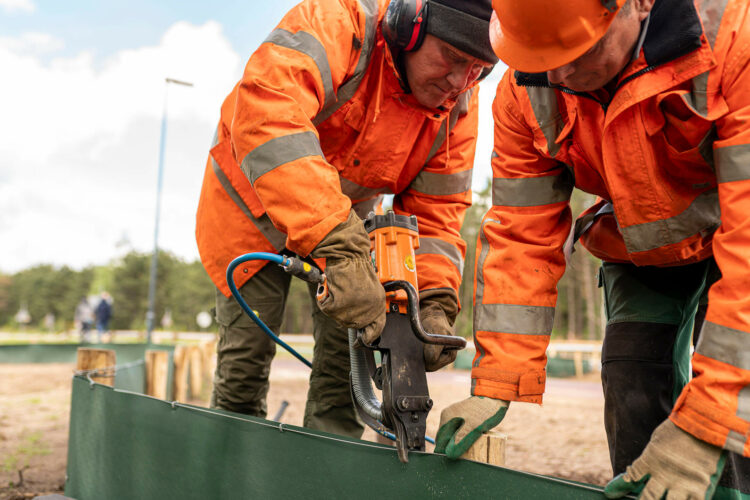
[95,292,112,343]
[74,297,94,343]
[43,312,55,333]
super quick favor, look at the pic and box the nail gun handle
[383,280,466,350]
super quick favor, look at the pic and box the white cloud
[0,32,63,54]
[0,0,34,13]
[0,21,243,273]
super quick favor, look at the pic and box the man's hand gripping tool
[332,211,466,463]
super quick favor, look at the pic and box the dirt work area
[0,361,611,499]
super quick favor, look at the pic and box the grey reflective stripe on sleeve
[698,125,717,169]
[210,155,286,250]
[492,170,573,207]
[473,218,555,335]
[409,169,472,196]
[699,0,729,48]
[621,188,720,253]
[264,29,335,112]
[526,86,563,158]
[725,385,750,454]
[716,144,750,183]
[725,428,749,455]
[696,321,750,370]
[472,218,499,367]
[340,177,391,200]
[681,71,710,117]
[474,303,555,335]
[415,237,464,276]
[240,131,324,185]
[313,0,378,126]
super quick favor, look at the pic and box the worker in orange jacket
[435,0,750,497]
[196,0,497,438]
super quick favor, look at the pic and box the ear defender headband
[382,0,430,52]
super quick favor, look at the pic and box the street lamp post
[146,77,193,344]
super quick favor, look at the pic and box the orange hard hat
[489,0,626,73]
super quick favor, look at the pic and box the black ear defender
[382,0,430,52]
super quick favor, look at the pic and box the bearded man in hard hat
[435,0,750,497]
[196,0,497,439]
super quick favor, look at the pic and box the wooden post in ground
[463,431,507,466]
[189,346,203,400]
[573,351,584,378]
[172,346,189,402]
[200,339,217,386]
[76,348,116,387]
[146,350,169,399]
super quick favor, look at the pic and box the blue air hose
[226,252,313,368]
[226,252,435,445]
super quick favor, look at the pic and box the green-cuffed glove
[434,396,510,458]
[604,419,726,499]
[311,210,386,344]
[420,289,459,372]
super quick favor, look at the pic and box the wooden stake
[76,348,116,387]
[172,346,189,402]
[573,351,584,378]
[146,350,169,399]
[200,340,217,384]
[189,346,203,399]
[463,431,506,466]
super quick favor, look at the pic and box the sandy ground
[0,361,611,499]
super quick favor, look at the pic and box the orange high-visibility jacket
[475,0,750,456]
[196,0,478,299]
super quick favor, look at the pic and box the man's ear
[636,0,656,21]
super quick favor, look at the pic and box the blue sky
[0,0,502,274]
[0,0,300,61]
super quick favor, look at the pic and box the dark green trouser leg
[303,282,364,439]
[600,259,750,498]
[210,263,290,417]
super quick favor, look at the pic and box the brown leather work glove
[420,289,459,371]
[604,419,726,499]
[311,210,386,343]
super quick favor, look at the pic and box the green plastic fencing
[0,342,173,364]
[65,375,613,500]
[0,343,175,396]
[454,348,594,377]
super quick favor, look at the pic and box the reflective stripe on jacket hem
[621,188,720,253]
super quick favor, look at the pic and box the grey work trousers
[210,262,364,438]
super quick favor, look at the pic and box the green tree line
[0,251,216,332]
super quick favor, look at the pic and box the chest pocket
[643,90,720,186]
[317,98,364,167]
